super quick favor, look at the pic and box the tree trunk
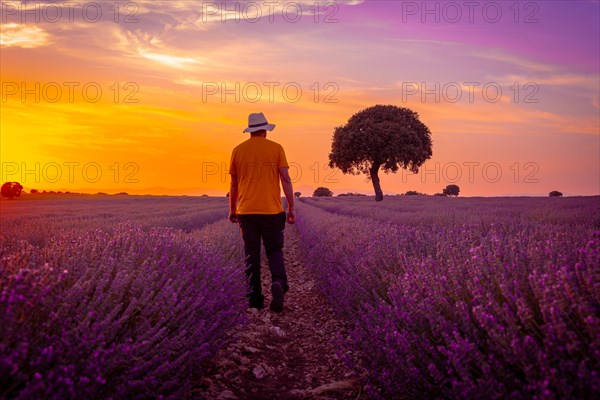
[370,164,384,201]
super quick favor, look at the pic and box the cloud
[140,0,365,27]
[0,23,50,48]
[489,73,598,87]
[472,49,558,73]
[138,50,203,69]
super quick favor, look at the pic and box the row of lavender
[296,197,599,399]
[1,197,246,399]
[1,196,229,248]
[303,195,599,228]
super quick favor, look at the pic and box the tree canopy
[329,105,432,201]
[443,184,460,197]
[313,187,333,197]
[1,182,24,199]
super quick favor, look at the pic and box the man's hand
[279,167,296,225]
[229,212,238,224]
[286,209,295,224]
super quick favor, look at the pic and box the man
[228,112,296,313]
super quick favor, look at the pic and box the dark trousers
[238,212,288,301]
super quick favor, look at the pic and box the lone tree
[1,182,24,199]
[443,184,460,197]
[313,187,333,197]
[329,105,432,201]
[294,192,301,198]
[549,190,563,197]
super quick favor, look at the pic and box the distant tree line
[0,182,133,198]
[405,185,460,197]
[337,192,367,197]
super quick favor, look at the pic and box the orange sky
[1,1,598,196]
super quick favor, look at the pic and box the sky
[1,0,599,196]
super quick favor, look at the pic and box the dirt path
[194,225,362,400]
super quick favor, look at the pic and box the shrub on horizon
[443,184,460,196]
[1,182,24,199]
[313,187,333,197]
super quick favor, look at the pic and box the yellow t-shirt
[229,137,289,214]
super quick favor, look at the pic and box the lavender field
[297,196,600,399]
[1,195,599,399]
[1,196,247,399]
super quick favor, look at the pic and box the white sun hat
[243,112,276,133]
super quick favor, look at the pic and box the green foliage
[328,105,432,175]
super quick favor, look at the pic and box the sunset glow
[1,0,598,196]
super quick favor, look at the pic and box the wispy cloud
[139,50,203,69]
[489,73,598,87]
[0,23,50,48]
[2,0,597,195]
[472,49,558,73]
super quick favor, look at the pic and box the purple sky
[1,1,599,195]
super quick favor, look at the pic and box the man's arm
[229,173,239,223]
[279,166,295,224]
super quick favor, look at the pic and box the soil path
[195,225,363,399]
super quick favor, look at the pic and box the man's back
[229,112,294,313]
[230,137,288,214]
